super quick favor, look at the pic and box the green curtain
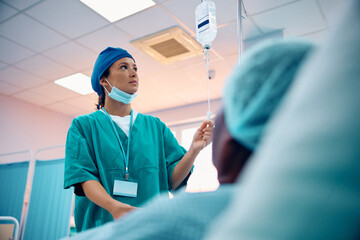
[0,161,29,224]
[23,159,73,240]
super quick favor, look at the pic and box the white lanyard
[102,108,133,180]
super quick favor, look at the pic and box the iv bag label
[197,16,209,33]
[198,19,209,29]
[196,6,210,33]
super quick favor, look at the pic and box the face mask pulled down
[104,78,137,104]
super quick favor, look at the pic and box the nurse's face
[103,57,138,94]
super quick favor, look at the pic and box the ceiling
[0,0,347,117]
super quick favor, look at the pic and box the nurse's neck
[103,97,131,117]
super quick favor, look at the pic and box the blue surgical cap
[91,47,135,96]
[223,40,314,151]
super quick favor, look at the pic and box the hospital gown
[64,185,234,240]
[64,110,189,231]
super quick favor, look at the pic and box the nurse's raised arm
[171,120,214,189]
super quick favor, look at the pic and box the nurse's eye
[120,65,128,70]
[133,67,138,72]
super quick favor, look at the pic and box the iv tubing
[204,48,212,120]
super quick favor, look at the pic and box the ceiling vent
[130,26,203,64]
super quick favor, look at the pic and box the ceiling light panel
[80,0,156,23]
[54,73,93,95]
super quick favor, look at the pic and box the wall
[0,94,73,163]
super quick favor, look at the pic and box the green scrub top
[64,110,190,232]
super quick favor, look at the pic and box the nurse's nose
[129,68,137,78]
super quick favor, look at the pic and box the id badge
[113,180,138,198]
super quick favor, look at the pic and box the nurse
[64,47,214,232]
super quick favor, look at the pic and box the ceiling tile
[212,20,260,57]
[134,75,188,112]
[244,0,297,15]
[182,62,211,88]
[15,55,75,81]
[173,54,212,68]
[0,66,47,88]
[316,0,349,27]
[30,82,79,101]
[171,86,209,105]
[0,80,23,95]
[12,90,57,106]
[0,2,18,22]
[242,17,263,39]
[45,102,85,117]
[132,98,156,113]
[215,0,238,24]
[182,58,231,95]
[0,61,7,69]
[299,29,329,44]
[76,25,138,54]
[131,51,177,79]
[243,29,284,51]
[0,36,35,64]
[224,53,239,68]
[148,68,195,92]
[154,0,168,3]
[25,0,110,38]
[134,77,162,101]
[252,0,326,37]
[42,41,98,71]
[81,68,93,78]
[139,91,185,111]
[0,13,68,52]
[158,0,198,34]
[208,62,232,95]
[115,6,179,39]
[1,0,41,11]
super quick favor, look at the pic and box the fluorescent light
[80,0,156,23]
[55,73,93,95]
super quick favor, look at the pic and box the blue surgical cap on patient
[91,47,135,96]
[223,40,314,151]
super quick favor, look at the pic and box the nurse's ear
[100,76,112,95]
[100,77,108,87]
[100,67,111,88]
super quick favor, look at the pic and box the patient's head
[213,40,315,184]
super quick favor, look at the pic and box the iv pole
[237,0,242,64]
[237,0,246,65]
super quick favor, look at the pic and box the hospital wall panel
[0,94,73,162]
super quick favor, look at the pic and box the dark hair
[96,68,110,110]
[212,109,252,184]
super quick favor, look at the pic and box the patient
[206,1,360,239]
[213,40,315,184]
[65,39,314,240]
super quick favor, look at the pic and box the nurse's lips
[129,80,138,85]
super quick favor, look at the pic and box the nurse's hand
[110,201,136,220]
[191,120,215,152]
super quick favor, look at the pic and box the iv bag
[195,0,217,49]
